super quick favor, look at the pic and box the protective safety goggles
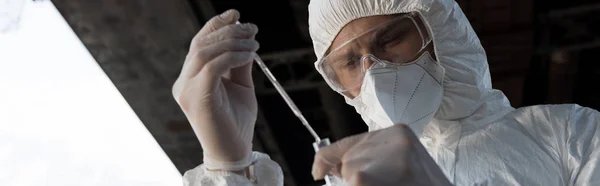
[316,12,432,96]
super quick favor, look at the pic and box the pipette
[253,49,335,186]
[252,44,337,186]
[237,21,334,186]
[252,53,322,142]
[235,21,321,142]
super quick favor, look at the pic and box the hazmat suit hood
[308,0,515,133]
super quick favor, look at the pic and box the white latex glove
[172,9,259,171]
[311,124,453,186]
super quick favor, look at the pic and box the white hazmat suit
[183,0,600,185]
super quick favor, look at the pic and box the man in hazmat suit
[172,0,600,185]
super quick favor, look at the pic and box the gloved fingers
[194,23,258,50]
[198,51,256,88]
[200,39,259,63]
[181,39,258,78]
[181,10,245,79]
[224,59,254,88]
[222,26,257,87]
[183,23,258,81]
[191,9,240,49]
[312,132,366,180]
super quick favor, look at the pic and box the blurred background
[16,0,599,185]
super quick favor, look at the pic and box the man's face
[322,13,436,98]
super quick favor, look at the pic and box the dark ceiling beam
[547,3,600,17]
[256,82,327,95]
[51,0,203,173]
[259,48,314,62]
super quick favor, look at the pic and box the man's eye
[344,55,362,69]
[345,59,359,68]
[380,31,408,47]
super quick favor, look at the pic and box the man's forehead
[328,14,407,54]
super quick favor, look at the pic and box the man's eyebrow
[377,21,412,37]
[344,50,359,61]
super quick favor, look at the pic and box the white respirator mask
[345,51,444,135]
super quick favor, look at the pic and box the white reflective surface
[0,1,182,186]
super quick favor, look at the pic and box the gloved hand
[172,9,259,171]
[311,124,453,186]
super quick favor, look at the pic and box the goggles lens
[318,12,432,95]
